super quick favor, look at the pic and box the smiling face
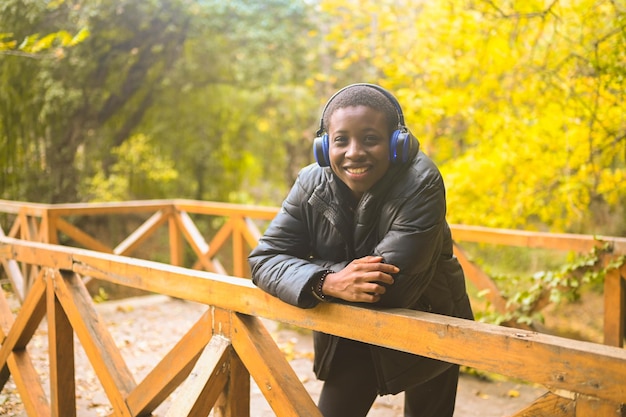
[328,105,391,200]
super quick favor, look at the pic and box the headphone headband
[316,83,406,137]
[313,83,419,167]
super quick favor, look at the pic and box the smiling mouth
[346,167,369,175]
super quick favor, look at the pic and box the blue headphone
[313,83,418,167]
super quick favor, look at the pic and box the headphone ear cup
[390,130,420,163]
[313,134,331,167]
[389,130,408,163]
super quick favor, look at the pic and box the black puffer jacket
[248,150,473,395]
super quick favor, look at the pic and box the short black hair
[322,85,400,135]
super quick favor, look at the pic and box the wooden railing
[1,199,624,346]
[1,199,625,416]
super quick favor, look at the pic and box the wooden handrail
[451,224,626,254]
[1,199,625,344]
[3,199,625,254]
[0,236,625,416]
[1,199,626,415]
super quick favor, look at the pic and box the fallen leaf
[507,389,520,398]
[475,391,489,399]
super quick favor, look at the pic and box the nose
[345,139,365,160]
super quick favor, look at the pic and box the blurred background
[1,0,624,237]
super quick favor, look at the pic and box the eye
[332,135,348,145]
[364,135,382,145]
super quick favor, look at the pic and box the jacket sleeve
[248,173,326,309]
[373,168,447,309]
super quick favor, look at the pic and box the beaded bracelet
[311,270,334,302]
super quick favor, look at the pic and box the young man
[248,83,473,417]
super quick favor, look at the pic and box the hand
[322,256,398,303]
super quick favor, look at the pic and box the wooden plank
[168,212,184,267]
[9,350,51,417]
[191,257,227,275]
[18,212,32,241]
[126,309,213,416]
[232,217,247,278]
[114,210,168,256]
[214,348,250,417]
[191,218,231,274]
[0,200,50,216]
[54,217,113,253]
[8,215,21,238]
[299,306,626,404]
[0,284,14,389]
[5,200,624,254]
[4,238,626,404]
[45,213,59,245]
[2,238,74,270]
[27,216,41,242]
[603,265,625,347]
[177,213,233,275]
[0,275,50,415]
[0,355,9,391]
[453,242,508,313]
[164,335,232,417]
[52,269,135,417]
[45,200,173,216]
[173,199,279,220]
[212,307,232,337]
[205,219,233,260]
[46,273,76,417]
[176,211,210,254]
[61,244,626,404]
[39,212,53,244]
[175,212,233,275]
[231,313,321,417]
[242,217,263,247]
[450,224,626,255]
[174,211,221,273]
[510,392,574,417]
[0,272,47,366]
[0,227,25,302]
[576,395,625,417]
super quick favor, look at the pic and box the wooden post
[212,307,251,417]
[218,351,250,417]
[164,336,232,417]
[230,313,321,417]
[0,271,50,415]
[168,208,184,267]
[47,271,76,417]
[232,216,247,278]
[603,262,625,347]
[42,209,59,245]
[53,270,136,417]
[126,310,214,415]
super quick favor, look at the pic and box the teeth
[348,167,367,174]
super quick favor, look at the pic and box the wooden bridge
[0,199,625,416]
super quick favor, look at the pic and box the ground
[0,293,555,416]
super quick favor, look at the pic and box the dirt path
[0,295,546,416]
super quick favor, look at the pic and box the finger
[366,283,387,295]
[351,261,398,275]
[366,271,394,285]
[358,292,382,304]
[354,255,384,264]
[380,263,400,274]
[354,258,399,275]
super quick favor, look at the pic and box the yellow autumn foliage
[316,0,625,234]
